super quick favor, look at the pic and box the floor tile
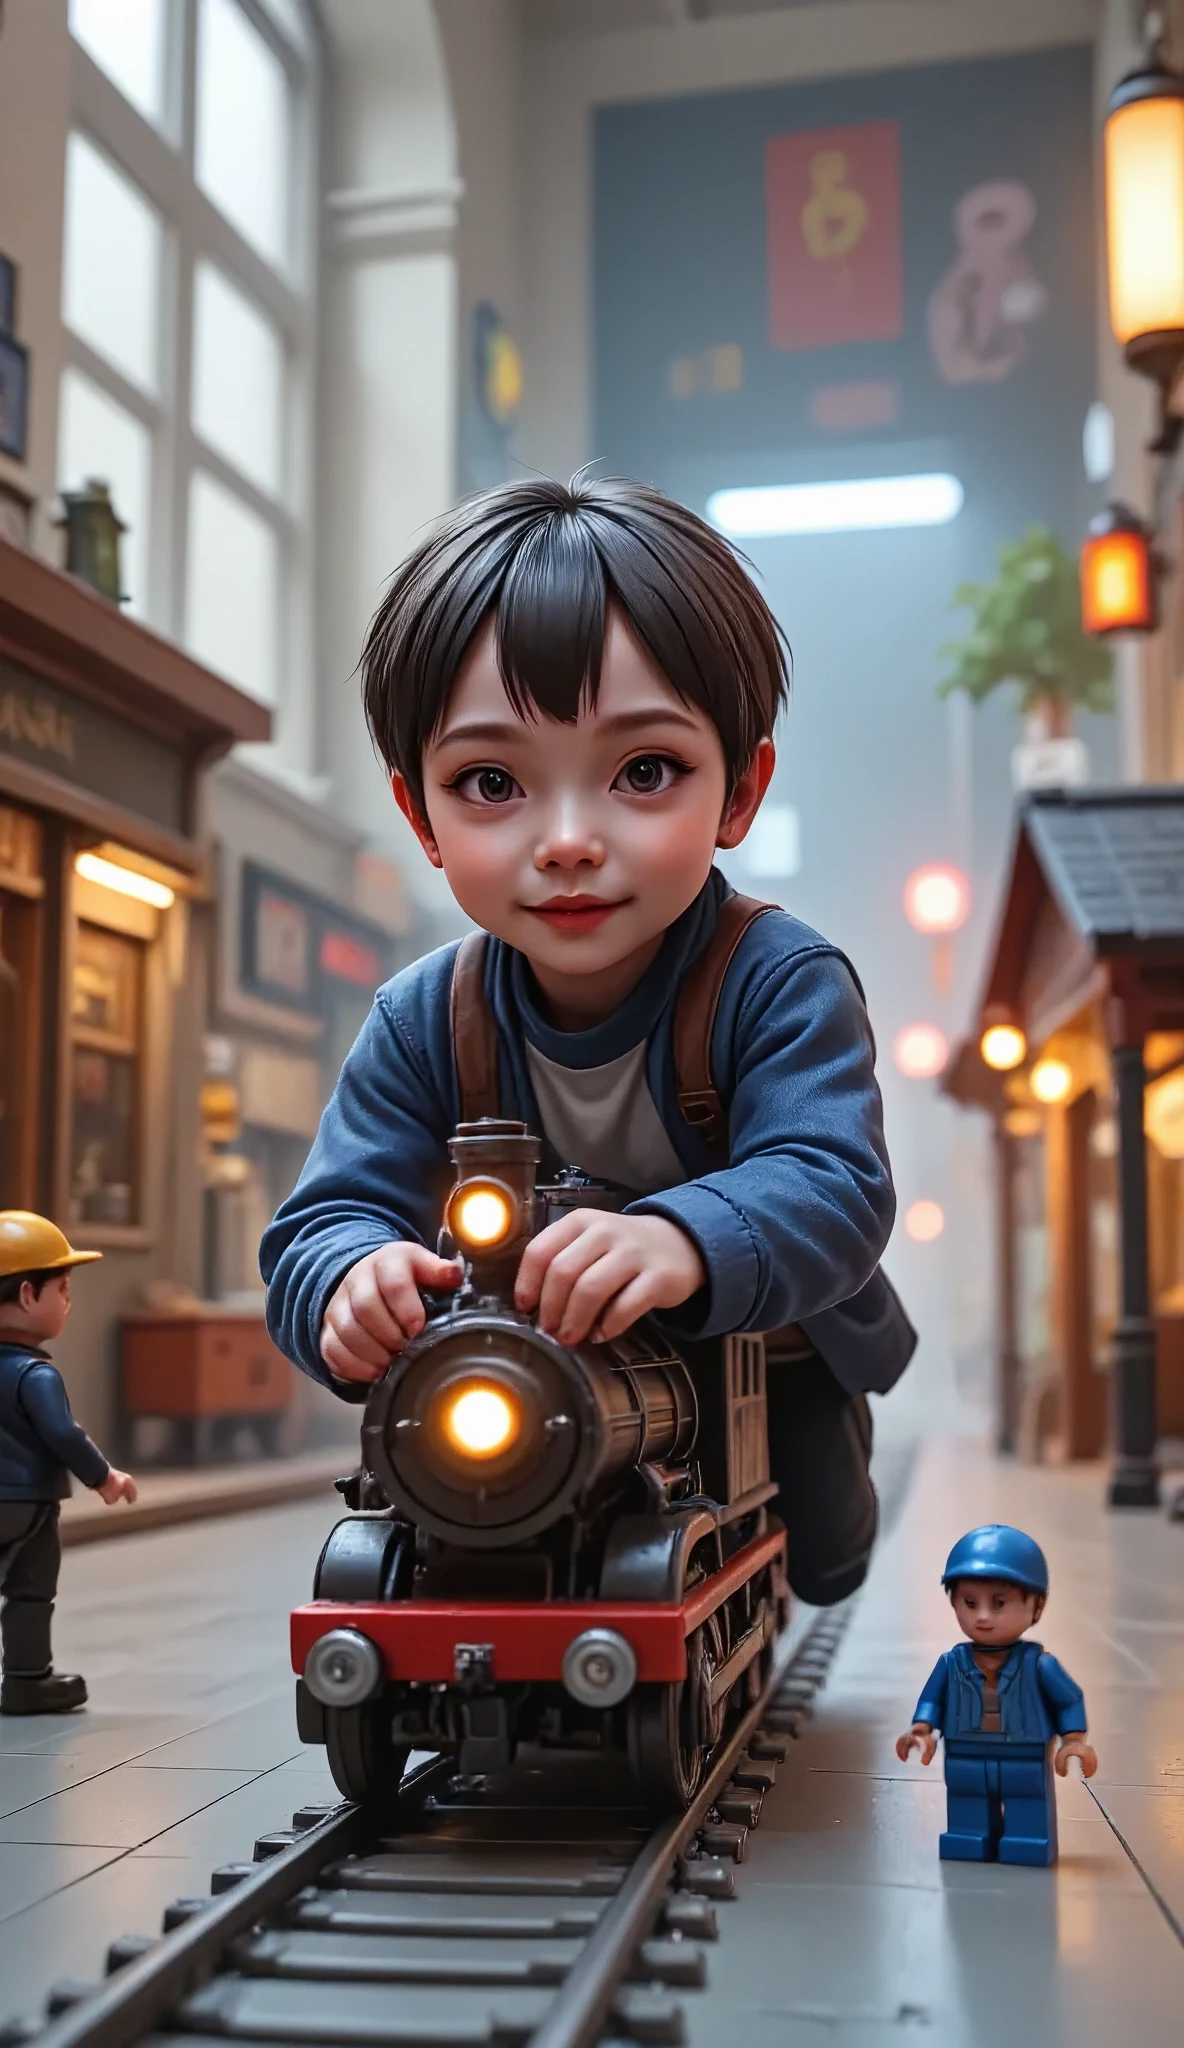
[0,1765,257,1849]
[0,1841,123,1923]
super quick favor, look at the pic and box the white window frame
[64,0,322,765]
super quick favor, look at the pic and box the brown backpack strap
[674,892,775,1154]
[450,932,501,1122]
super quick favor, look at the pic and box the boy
[0,1211,137,1713]
[896,1523,1097,1865]
[262,476,915,1604]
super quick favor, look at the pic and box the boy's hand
[97,1468,137,1506]
[321,1243,462,1383]
[1055,1735,1098,1779]
[895,1722,937,1766]
[514,1211,706,1346]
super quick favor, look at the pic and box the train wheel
[627,1681,704,1808]
[324,1698,411,1806]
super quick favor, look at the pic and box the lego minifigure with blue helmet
[896,1523,1097,1865]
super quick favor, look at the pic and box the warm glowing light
[75,852,175,908]
[905,1200,944,1243]
[981,1024,1027,1072]
[448,1182,514,1249]
[903,864,971,936]
[1030,1057,1073,1105]
[1081,507,1157,635]
[893,1023,949,1080]
[706,473,964,538]
[441,1383,519,1458]
[1146,1070,1184,1160]
[1105,84,1184,349]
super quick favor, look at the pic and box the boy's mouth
[525,894,625,933]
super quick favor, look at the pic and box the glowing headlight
[439,1380,520,1459]
[447,1179,516,1249]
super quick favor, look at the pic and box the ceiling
[524,0,895,37]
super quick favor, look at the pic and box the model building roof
[1024,787,1184,944]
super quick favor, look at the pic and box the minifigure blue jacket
[913,1640,1088,1745]
[262,870,915,1399]
[0,1343,110,1501]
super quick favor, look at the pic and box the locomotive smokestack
[444,1118,540,1296]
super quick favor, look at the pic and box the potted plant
[938,525,1114,788]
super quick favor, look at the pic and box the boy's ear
[1030,1592,1046,1626]
[392,774,444,869]
[716,738,777,851]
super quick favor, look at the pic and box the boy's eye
[615,753,686,796]
[453,766,522,805]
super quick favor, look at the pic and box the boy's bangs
[495,512,608,727]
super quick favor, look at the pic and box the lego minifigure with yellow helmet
[0,1211,137,1715]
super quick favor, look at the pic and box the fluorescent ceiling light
[75,851,175,908]
[707,472,964,537]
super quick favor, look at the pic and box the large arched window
[60,0,320,758]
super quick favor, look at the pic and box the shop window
[63,134,163,396]
[1013,1128,1050,1395]
[196,0,292,269]
[69,922,143,1228]
[1147,1063,1184,1316]
[1089,1107,1120,1360]
[0,808,44,1212]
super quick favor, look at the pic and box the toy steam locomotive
[290,1118,788,1809]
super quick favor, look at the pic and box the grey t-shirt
[525,1038,685,1195]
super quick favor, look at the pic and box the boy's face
[396,611,774,1015]
[951,1576,1043,1648]
[0,1272,71,1343]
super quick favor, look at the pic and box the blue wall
[593,43,1112,1412]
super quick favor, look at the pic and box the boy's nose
[532,801,606,870]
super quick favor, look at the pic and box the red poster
[766,120,903,352]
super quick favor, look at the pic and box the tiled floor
[0,1442,1182,2040]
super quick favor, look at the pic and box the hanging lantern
[1104,33,1184,451]
[1081,502,1159,635]
[903,863,970,936]
[981,1022,1027,1072]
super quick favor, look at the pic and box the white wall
[519,0,1101,478]
[0,0,69,558]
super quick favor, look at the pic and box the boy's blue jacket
[913,1640,1088,1744]
[261,871,915,1399]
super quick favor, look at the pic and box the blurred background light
[981,1023,1027,1071]
[903,862,971,935]
[707,472,964,538]
[904,1199,945,1243]
[1030,1056,1073,1104]
[893,1022,949,1079]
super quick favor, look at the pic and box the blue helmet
[941,1525,1048,1595]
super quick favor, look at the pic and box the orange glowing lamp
[903,864,970,936]
[1081,504,1158,636]
[1104,39,1184,451]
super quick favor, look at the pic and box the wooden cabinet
[121,1310,293,1463]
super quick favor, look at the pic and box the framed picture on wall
[0,255,15,338]
[0,334,29,461]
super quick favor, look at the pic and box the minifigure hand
[97,1468,137,1506]
[1055,1736,1098,1779]
[513,1210,707,1346]
[321,1242,463,1382]
[895,1722,937,1766]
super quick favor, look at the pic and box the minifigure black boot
[0,1669,88,1714]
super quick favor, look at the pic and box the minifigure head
[360,477,788,1014]
[942,1523,1049,1648]
[0,1211,101,1345]
[0,1268,73,1343]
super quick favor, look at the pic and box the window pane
[58,369,152,616]
[196,0,290,266]
[63,133,162,394]
[192,264,284,495]
[186,471,279,703]
[69,0,167,126]
[70,924,143,1229]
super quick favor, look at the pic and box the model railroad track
[3,1609,852,2048]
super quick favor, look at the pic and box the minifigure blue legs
[941,1740,1057,1866]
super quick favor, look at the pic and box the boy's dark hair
[360,475,790,811]
[0,1267,61,1307]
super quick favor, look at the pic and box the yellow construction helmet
[0,1212,102,1279]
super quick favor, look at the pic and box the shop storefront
[0,536,269,1444]
[945,788,1184,1505]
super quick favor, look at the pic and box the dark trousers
[942,1738,1057,1866]
[765,1349,877,1606]
[0,1501,60,1675]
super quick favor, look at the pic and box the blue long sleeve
[1037,1652,1088,1734]
[633,948,894,1338]
[913,1653,951,1729]
[18,1365,109,1489]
